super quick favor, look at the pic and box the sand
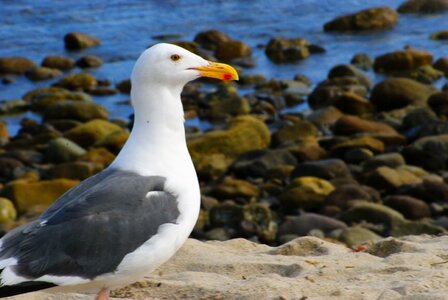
[6,235,448,300]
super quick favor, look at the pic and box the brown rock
[41,55,76,71]
[79,147,115,166]
[54,73,97,91]
[433,57,448,75]
[48,161,103,180]
[272,119,318,146]
[0,57,36,75]
[211,177,260,200]
[374,49,433,73]
[43,101,108,122]
[76,55,103,68]
[333,115,398,136]
[64,32,101,50]
[214,40,251,62]
[324,7,399,31]
[333,92,375,115]
[331,136,385,155]
[194,30,231,50]
[398,0,448,13]
[25,67,62,81]
[265,37,310,63]
[384,195,431,220]
[64,119,125,147]
[364,166,422,193]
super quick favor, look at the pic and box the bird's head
[132,43,239,87]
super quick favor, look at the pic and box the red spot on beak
[223,74,232,81]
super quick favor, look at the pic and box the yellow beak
[192,61,239,81]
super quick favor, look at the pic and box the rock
[54,73,97,91]
[384,195,431,220]
[94,130,129,154]
[0,57,36,75]
[41,55,76,71]
[194,30,231,51]
[279,177,335,211]
[344,148,374,164]
[308,77,368,110]
[241,203,277,242]
[205,85,250,120]
[325,184,381,209]
[188,116,270,179]
[431,30,448,40]
[2,179,79,213]
[0,157,25,181]
[45,137,87,163]
[26,89,93,112]
[362,153,405,171]
[433,57,448,75]
[25,67,62,81]
[0,197,17,224]
[402,107,438,129]
[64,32,101,50]
[351,53,373,70]
[338,227,382,247]
[0,121,8,141]
[210,178,260,200]
[391,220,445,236]
[333,92,375,115]
[364,166,422,193]
[307,106,343,128]
[265,37,310,63]
[116,79,131,94]
[43,101,108,122]
[278,213,347,237]
[370,78,438,111]
[374,49,433,73]
[272,119,318,146]
[333,115,398,136]
[291,159,352,180]
[398,0,448,13]
[407,65,444,84]
[64,119,125,148]
[328,64,372,89]
[214,40,252,62]
[323,7,399,31]
[428,92,448,117]
[204,227,231,241]
[396,179,448,204]
[47,161,103,180]
[231,149,297,179]
[340,202,405,227]
[238,74,267,87]
[76,55,103,68]
[209,203,244,228]
[0,99,28,115]
[402,134,448,171]
[331,136,385,155]
[78,147,115,166]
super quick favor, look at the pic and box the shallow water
[0,0,447,133]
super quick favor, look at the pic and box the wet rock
[0,121,8,141]
[279,138,327,163]
[194,30,231,51]
[272,119,318,146]
[362,153,405,171]
[328,64,372,89]
[340,202,405,227]
[76,55,103,68]
[54,73,97,91]
[43,101,108,122]
[407,65,444,84]
[291,159,351,180]
[0,197,17,224]
[384,195,431,220]
[64,32,101,50]
[433,57,448,75]
[265,37,310,63]
[205,85,250,120]
[47,161,103,180]
[64,119,125,148]
[214,40,252,62]
[338,227,382,247]
[237,74,267,87]
[307,106,343,128]
[78,147,115,166]
[323,7,399,31]
[397,0,448,14]
[0,57,36,75]
[27,90,93,112]
[374,49,433,73]
[25,67,62,81]
[331,136,385,155]
[94,130,129,154]
[351,53,373,70]
[1,150,42,166]
[344,148,374,164]
[210,178,259,200]
[0,157,26,181]
[308,77,368,110]
[333,115,398,136]
[2,178,79,213]
[431,30,448,40]
[364,166,422,193]
[116,79,131,94]
[0,99,28,115]
[209,203,244,228]
[280,177,335,211]
[231,149,297,179]
[45,137,87,163]
[428,92,448,117]
[41,55,76,71]
[325,184,381,209]
[333,92,374,116]
[396,179,448,203]
[278,213,347,237]
[402,134,448,171]
[402,107,438,129]
[370,78,438,111]
[241,203,277,242]
[188,116,270,179]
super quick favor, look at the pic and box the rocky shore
[1,0,448,298]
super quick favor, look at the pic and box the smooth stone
[333,92,375,116]
[291,158,352,180]
[396,179,448,204]
[330,136,385,155]
[214,40,252,62]
[209,203,244,228]
[210,177,260,200]
[43,101,108,122]
[278,213,347,237]
[64,32,101,50]
[25,67,62,81]
[78,147,116,167]
[364,166,422,193]
[338,227,382,247]
[0,57,36,75]
[47,161,103,180]
[0,99,28,115]
[193,30,231,51]
[374,49,433,73]
[402,134,448,171]
[76,55,103,68]
[272,119,318,146]
[328,64,372,89]
[45,137,87,163]
[64,119,125,148]
[362,153,406,171]
[265,37,310,63]
[325,183,381,209]
[340,202,406,227]
[333,115,398,136]
[41,55,76,71]
[0,157,25,181]
[384,195,431,220]
[54,73,98,91]
[391,220,445,236]
[344,148,374,164]
[116,79,131,94]
[94,130,130,154]
[0,197,17,224]
[398,0,448,13]
[351,53,373,70]
[433,57,448,75]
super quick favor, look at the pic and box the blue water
[0,0,447,134]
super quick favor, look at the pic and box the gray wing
[0,168,179,280]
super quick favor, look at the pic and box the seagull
[0,43,238,299]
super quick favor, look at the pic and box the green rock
[243,203,277,242]
[214,40,252,62]
[340,202,405,227]
[41,55,76,71]
[25,67,62,81]
[64,120,125,148]
[0,57,36,75]
[209,203,244,228]
[0,197,17,224]
[338,226,382,247]
[76,55,103,68]
[265,37,310,63]
[45,137,87,163]
[94,130,130,154]
[207,84,250,120]
[55,73,97,91]
[391,220,446,237]
[43,101,108,122]
[48,161,103,180]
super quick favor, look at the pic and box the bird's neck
[111,82,190,174]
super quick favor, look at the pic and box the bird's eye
[170,54,181,62]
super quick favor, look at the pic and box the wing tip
[0,281,57,298]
